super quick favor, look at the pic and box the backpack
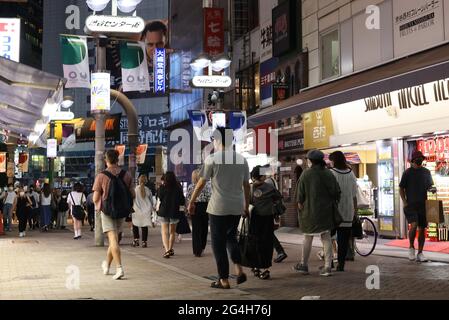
[58,195,69,212]
[29,194,37,209]
[102,170,133,219]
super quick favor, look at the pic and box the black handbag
[238,217,261,268]
[352,215,363,239]
[70,193,86,221]
[176,213,191,234]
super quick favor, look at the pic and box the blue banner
[154,48,166,94]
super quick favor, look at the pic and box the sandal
[168,249,174,256]
[236,273,247,285]
[163,251,171,258]
[259,270,270,280]
[211,280,230,289]
[142,241,147,248]
[132,239,139,247]
[251,268,261,277]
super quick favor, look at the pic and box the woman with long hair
[157,171,185,258]
[40,183,52,232]
[12,186,33,237]
[132,174,153,248]
[68,183,87,240]
[329,151,358,272]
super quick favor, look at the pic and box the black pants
[18,211,27,233]
[249,214,274,269]
[133,225,148,242]
[337,227,352,268]
[273,234,285,254]
[32,208,40,228]
[87,208,95,227]
[191,202,209,256]
[209,214,241,280]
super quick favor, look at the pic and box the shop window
[320,28,340,80]
[236,63,260,113]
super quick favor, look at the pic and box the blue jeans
[3,203,13,230]
[41,205,52,228]
[209,214,242,280]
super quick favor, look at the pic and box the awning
[248,42,449,127]
[0,57,64,139]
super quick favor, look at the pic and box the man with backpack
[93,150,135,280]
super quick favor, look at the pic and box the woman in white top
[132,174,153,248]
[68,183,86,240]
[329,151,358,272]
[1,184,17,232]
[40,183,53,232]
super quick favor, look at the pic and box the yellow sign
[45,118,83,144]
[303,108,334,150]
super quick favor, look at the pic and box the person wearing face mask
[0,184,17,232]
[400,151,435,263]
[12,187,33,237]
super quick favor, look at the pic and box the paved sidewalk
[1,224,449,300]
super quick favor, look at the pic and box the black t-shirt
[399,167,434,204]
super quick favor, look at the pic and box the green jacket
[296,165,341,234]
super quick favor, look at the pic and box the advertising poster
[108,19,170,98]
[115,145,126,166]
[136,144,148,165]
[7,161,14,178]
[120,41,151,92]
[18,152,29,173]
[0,18,21,62]
[60,36,90,89]
[0,152,6,173]
[91,72,111,113]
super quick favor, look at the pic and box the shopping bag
[238,217,261,268]
[426,200,444,224]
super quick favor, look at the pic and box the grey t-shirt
[200,150,250,216]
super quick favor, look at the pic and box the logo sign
[85,15,145,35]
[115,145,125,166]
[204,8,224,56]
[120,41,151,93]
[0,18,20,62]
[47,139,57,158]
[60,36,90,89]
[49,111,75,121]
[191,75,232,88]
[91,72,111,113]
[154,48,166,94]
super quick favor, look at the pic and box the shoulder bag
[70,193,86,221]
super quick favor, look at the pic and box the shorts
[158,216,179,225]
[404,203,427,228]
[101,212,125,233]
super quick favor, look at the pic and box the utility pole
[48,121,55,188]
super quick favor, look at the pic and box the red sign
[417,137,449,162]
[204,8,224,56]
[255,123,276,155]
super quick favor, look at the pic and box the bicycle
[354,216,378,257]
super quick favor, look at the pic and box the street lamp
[117,0,143,13]
[60,96,74,109]
[86,0,143,13]
[190,53,232,75]
[86,0,110,12]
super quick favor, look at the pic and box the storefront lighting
[434,131,448,135]
[341,144,351,147]
[86,0,111,12]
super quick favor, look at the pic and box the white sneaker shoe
[112,267,124,280]
[19,232,23,238]
[408,248,416,261]
[101,261,110,275]
[416,253,429,262]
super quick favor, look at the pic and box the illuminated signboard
[0,18,20,62]
[154,48,166,94]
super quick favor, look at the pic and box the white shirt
[41,193,52,206]
[68,191,85,207]
[4,191,16,205]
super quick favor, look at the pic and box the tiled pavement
[1,224,449,300]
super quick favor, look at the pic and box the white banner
[120,42,151,93]
[91,72,111,112]
[60,36,91,89]
[47,139,57,158]
[0,18,21,62]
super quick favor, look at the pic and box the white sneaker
[101,261,110,275]
[416,253,429,262]
[23,231,26,237]
[112,267,124,280]
[408,248,416,261]
[19,232,23,238]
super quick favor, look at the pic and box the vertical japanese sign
[204,8,225,56]
[91,72,111,112]
[47,139,58,158]
[154,48,166,94]
[115,145,125,166]
[303,108,334,150]
[120,42,151,93]
[0,152,6,173]
[182,51,192,91]
[0,18,20,62]
[60,36,90,89]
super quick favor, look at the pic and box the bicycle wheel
[355,217,378,257]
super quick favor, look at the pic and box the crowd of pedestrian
[0,127,436,286]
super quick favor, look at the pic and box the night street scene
[1,0,449,311]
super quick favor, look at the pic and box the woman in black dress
[12,186,33,238]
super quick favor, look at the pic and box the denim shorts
[158,216,179,225]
